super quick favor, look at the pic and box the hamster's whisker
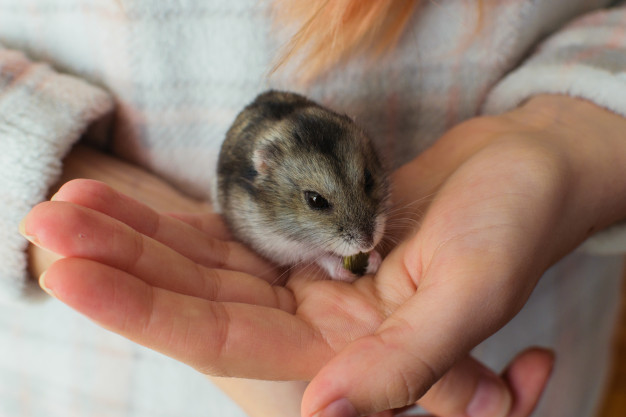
[268,265,293,286]
[385,217,422,230]
[279,238,336,282]
[270,262,301,286]
[384,193,436,216]
[379,234,401,248]
[289,255,324,283]
[383,214,420,231]
[270,235,341,284]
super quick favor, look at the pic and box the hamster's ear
[252,137,283,176]
[252,147,270,175]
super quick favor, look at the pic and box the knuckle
[371,332,439,409]
[198,264,223,300]
[203,237,232,269]
[119,226,146,272]
[195,303,231,376]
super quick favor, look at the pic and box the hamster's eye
[364,169,374,193]
[305,191,331,210]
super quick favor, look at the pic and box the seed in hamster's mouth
[342,252,370,276]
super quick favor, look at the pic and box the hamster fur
[216,91,390,281]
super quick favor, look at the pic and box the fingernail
[18,217,40,246]
[312,398,358,417]
[467,377,511,417]
[38,270,55,297]
[50,192,59,201]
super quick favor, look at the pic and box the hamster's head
[251,107,390,260]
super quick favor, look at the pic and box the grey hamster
[215,90,389,281]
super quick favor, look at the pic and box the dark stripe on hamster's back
[251,91,314,120]
[292,112,342,157]
[262,101,307,120]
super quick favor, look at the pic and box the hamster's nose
[356,228,374,249]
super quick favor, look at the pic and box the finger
[418,347,553,417]
[503,348,554,417]
[418,356,511,417]
[23,201,289,306]
[41,257,327,379]
[166,211,231,240]
[53,179,230,239]
[52,179,280,280]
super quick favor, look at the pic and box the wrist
[391,94,626,260]
[509,95,626,233]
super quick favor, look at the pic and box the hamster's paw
[317,252,382,282]
[331,267,359,283]
[365,250,382,275]
[317,256,358,283]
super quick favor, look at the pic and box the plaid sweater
[1,1,625,416]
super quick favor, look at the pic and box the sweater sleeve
[482,5,626,255]
[0,45,114,302]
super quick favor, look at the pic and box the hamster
[215,91,390,282]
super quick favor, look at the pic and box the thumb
[301,329,442,417]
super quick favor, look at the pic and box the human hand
[18,176,549,416]
[21,95,626,416]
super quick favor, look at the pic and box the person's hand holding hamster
[21,94,626,417]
